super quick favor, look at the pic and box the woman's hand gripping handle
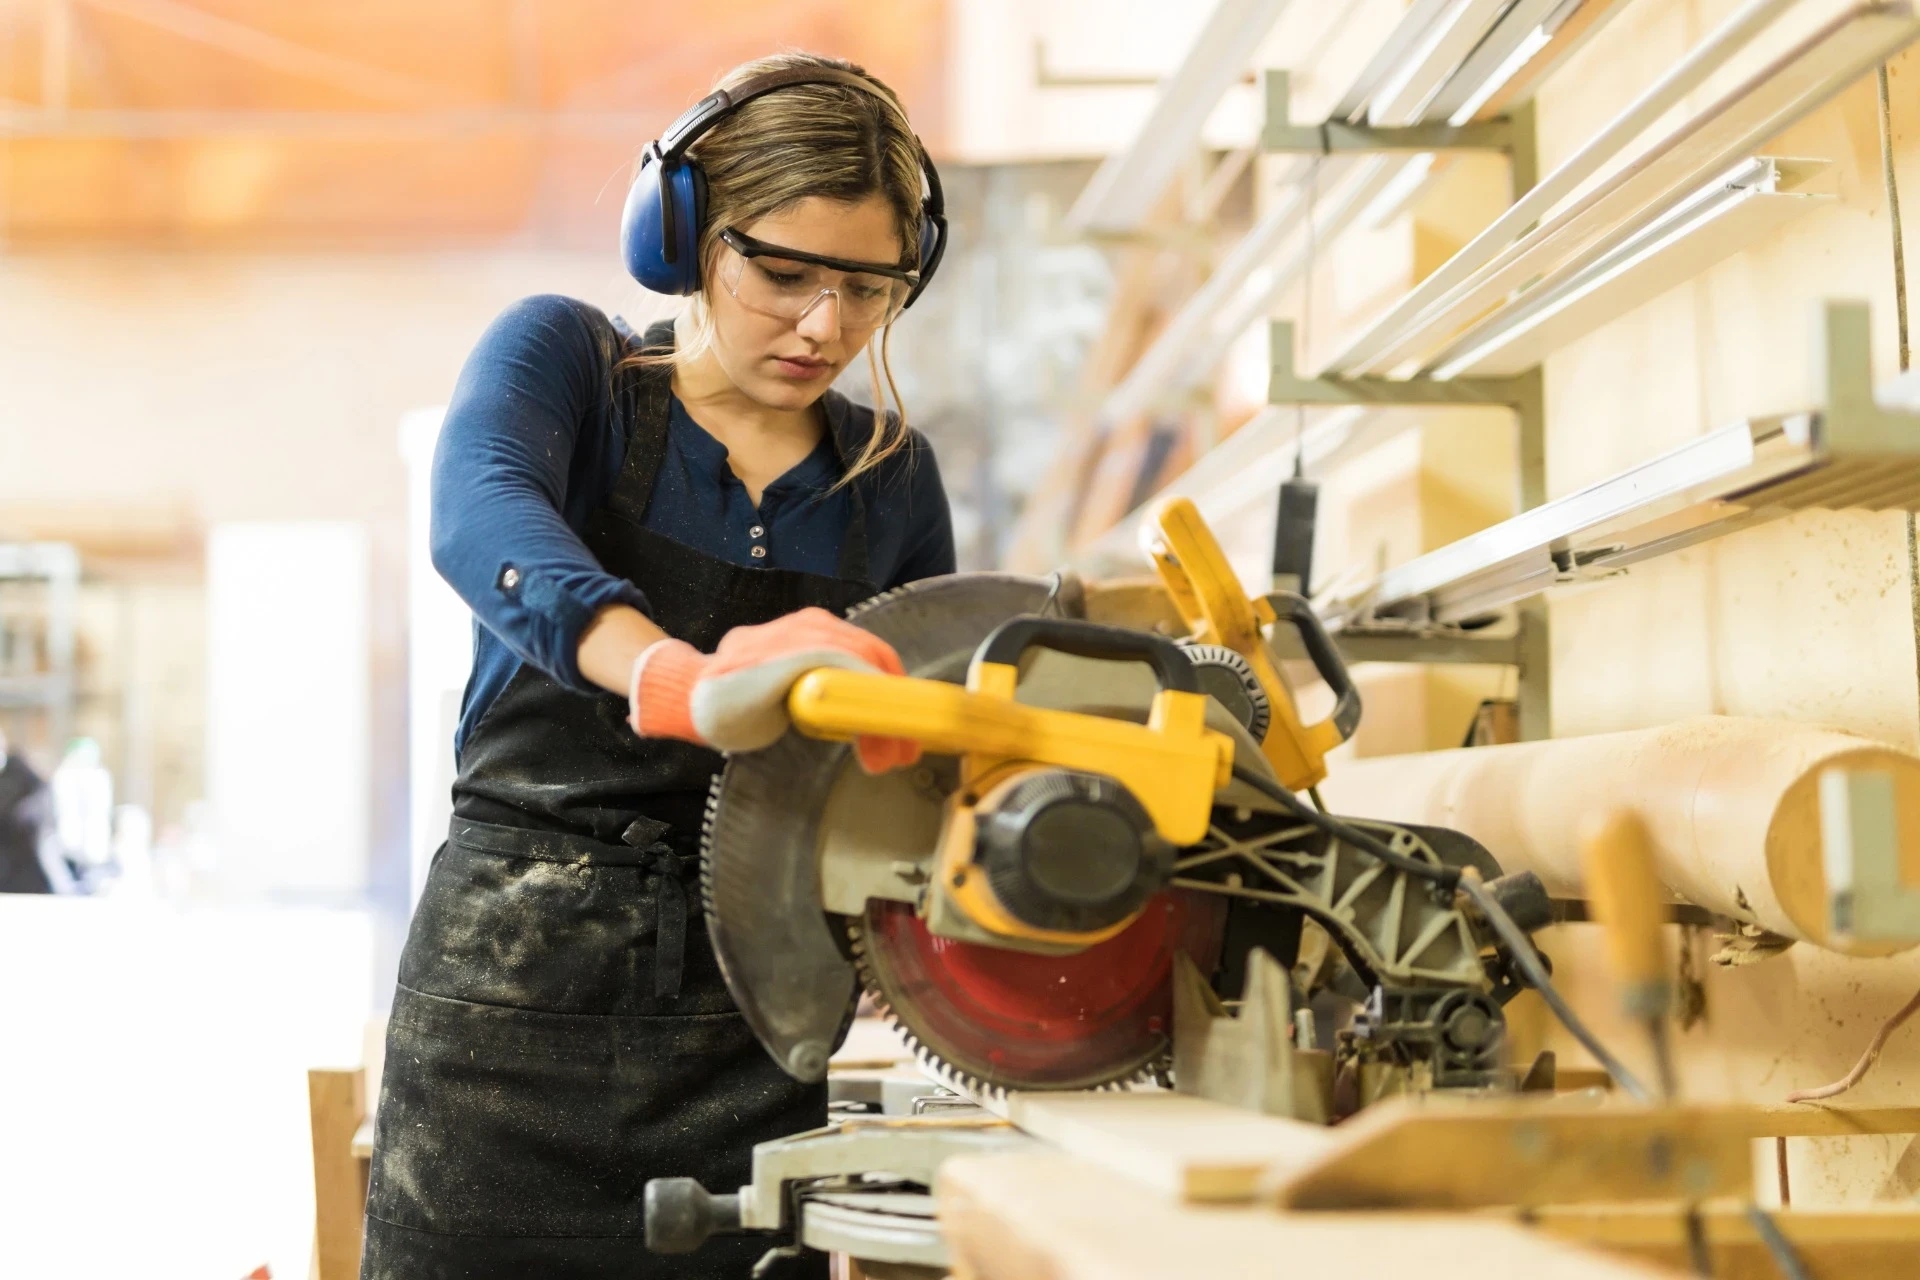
[628,606,922,774]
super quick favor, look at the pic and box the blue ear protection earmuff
[620,65,949,309]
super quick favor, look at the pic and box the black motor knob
[644,1177,741,1254]
[976,771,1173,933]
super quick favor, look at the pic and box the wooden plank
[1002,1091,1333,1203]
[308,1067,367,1280]
[1532,1204,1920,1280]
[937,1151,1671,1280]
[350,1117,375,1162]
[1735,1104,1920,1138]
[1271,1097,1751,1211]
[1006,1091,1751,1211]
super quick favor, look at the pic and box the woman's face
[703,192,907,412]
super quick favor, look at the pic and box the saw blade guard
[702,574,1063,1083]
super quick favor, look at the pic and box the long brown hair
[622,52,926,484]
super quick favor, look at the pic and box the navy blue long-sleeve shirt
[432,294,957,756]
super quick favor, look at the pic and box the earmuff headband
[625,65,947,303]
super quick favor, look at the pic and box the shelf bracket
[1268,319,1545,506]
[1261,70,1518,155]
[1269,318,1551,738]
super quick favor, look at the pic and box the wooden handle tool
[1581,810,1677,1099]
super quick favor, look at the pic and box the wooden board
[1532,1204,1920,1280]
[307,1067,368,1280]
[936,1151,1672,1280]
[1735,1104,1920,1138]
[1006,1090,1750,1211]
[1002,1091,1333,1203]
[1270,1097,1751,1211]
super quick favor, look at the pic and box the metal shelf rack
[0,542,80,758]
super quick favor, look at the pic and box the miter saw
[645,497,1557,1272]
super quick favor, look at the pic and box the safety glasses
[716,227,918,330]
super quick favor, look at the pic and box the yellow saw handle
[1141,496,1356,791]
[786,617,1234,847]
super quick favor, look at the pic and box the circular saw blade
[851,890,1227,1097]
[703,574,1059,1080]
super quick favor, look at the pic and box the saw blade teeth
[842,913,1166,1101]
[698,767,726,924]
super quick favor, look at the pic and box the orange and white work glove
[628,606,922,774]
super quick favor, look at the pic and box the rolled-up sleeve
[430,295,650,693]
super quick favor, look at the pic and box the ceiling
[0,0,947,247]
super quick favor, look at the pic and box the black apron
[363,324,875,1280]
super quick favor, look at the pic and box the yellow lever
[1141,496,1350,791]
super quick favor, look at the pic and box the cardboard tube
[1317,716,1920,957]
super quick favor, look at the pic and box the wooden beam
[1003,1091,1333,1203]
[307,1067,368,1280]
[42,0,72,110]
[1006,1091,1753,1211]
[78,0,443,106]
[1733,1104,1920,1138]
[1532,1203,1920,1280]
[937,1151,1671,1280]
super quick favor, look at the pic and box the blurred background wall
[0,8,1259,1270]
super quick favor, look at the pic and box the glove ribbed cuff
[629,638,708,741]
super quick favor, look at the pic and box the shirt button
[750,546,768,560]
[499,566,521,590]
[749,525,765,538]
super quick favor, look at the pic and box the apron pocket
[366,985,827,1240]
[400,840,732,1017]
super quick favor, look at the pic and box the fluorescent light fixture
[1426,156,1830,378]
[1065,0,1297,236]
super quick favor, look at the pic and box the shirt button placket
[749,523,767,560]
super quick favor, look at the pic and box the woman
[362,52,955,1280]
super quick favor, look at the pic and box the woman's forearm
[576,604,670,697]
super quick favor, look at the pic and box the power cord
[1225,774,1817,1274]
[1230,766,1459,888]
[1225,765,1655,1102]
[1745,1204,1813,1280]
[1455,871,1654,1105]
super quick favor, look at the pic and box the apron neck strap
[605,322,876,588]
